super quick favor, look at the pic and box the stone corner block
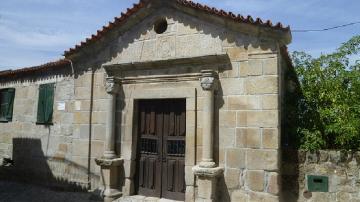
[247,149,278,171]
[245,170,265,192]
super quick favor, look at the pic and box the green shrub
[289,35,360,150]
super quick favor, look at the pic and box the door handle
[162,156,167,162]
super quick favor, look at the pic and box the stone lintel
[192,165,224,178]
[95,158,124,167]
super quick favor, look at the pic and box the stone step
[115,195,183,202]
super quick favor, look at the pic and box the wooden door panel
[136,99,185,200]
[161,99,186,201]
[136,100,161,197]
[162,158,185,200]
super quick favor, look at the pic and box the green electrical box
[307,175,329,192]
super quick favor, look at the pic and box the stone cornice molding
[103,54,228,85]
[103,54,229,74]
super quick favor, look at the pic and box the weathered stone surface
[225,47,248,61]
[197,177,215,199]
[248,191,279,202]
[157,36,176,59]
[266,172,279,195]
[246,170,265,192]
[219,111,236,128]
[236,128,261,148]
[72,140,104,157]
[221,78,245,95]
[245,76,278,94]
[140,40,156,61]
[74,112,90,124]
[219,127,235,148]
[228,62,240,78]
[228,96,260,110]
[261,95,278,110]
[175,35,199,58]
[226,148,246,169]
[283,150,360,202]
[262,128,279,149]
[247,59,263,76]
[237,110,278,128]
[225,168,241,189]
[263,58,278,75]
[231,190,248,202]
[247,150,278,171]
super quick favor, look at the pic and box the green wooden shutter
[5,88,15,121]
[37,84,54,124]
[0,90,8,120]
[37,85,46,123]
[44,84,54,123]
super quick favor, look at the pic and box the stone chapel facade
[0,0,294,201]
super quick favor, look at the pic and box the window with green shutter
[0,88,15,122]
[37,83,55,124]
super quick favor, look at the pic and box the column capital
[200,70,218,91]
[105,77,120,94]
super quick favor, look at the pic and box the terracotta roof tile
[0,59,70,78]
[64,0,290,57]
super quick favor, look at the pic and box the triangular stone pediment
[105,6,279,66]
[69,1,290,68]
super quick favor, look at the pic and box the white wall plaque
[57,102,66,111]
[75,101,81,111]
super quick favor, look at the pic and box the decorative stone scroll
[105,77,120,94]
[200,70,218,91]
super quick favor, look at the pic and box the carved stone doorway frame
[102,54,230,201]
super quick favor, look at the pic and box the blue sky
[0,0,359,70]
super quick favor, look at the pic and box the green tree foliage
[291,35,360,150]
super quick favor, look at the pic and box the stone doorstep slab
[115,195,183,202]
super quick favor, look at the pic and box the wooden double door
[135,99,186,201]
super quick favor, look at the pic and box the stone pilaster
[95,77,123,202]
[103,77,120,159]
[199,70,217,168]
[193,70,224,202]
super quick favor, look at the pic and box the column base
[199,161,216,168]
[102,151,117,159]
[193,165,224,202]
[95,157,124,202]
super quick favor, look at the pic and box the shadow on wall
[213,80,230,202]
[0,138,98,192]
[280,58,303,201]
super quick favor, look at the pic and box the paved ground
[116,195,182,202]
[0,181,183,202]
[0,180,96,202]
